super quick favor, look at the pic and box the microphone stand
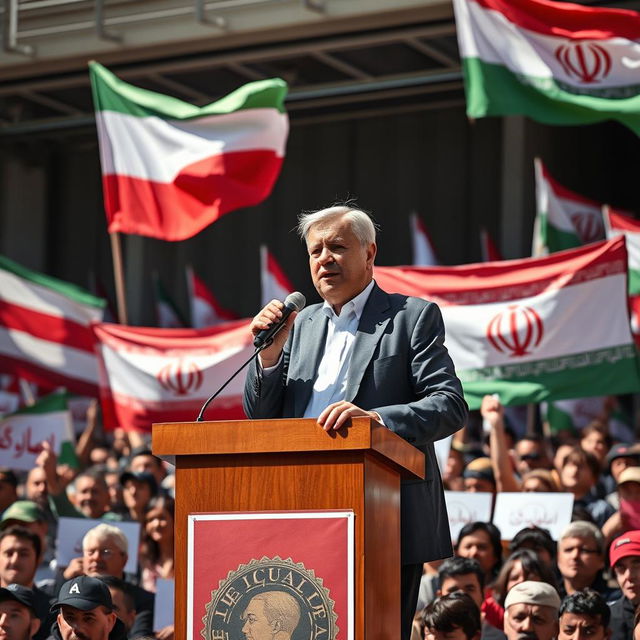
[195,340,271,422]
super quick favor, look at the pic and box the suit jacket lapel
[293,308,328,417]
[344,284,391,402]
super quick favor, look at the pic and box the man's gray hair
[558,521,604,554]
[83,523,128,555]
[297,205,377,247]
[245,591,301,634]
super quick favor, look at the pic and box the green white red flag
[89,62,289,241]
[93,320,253,431]
[0,254,104,396]
[260,245,293,306]
[0,392,77,472]
[604,206,640,295]
[532,158,604,256]
[452,0,640,135]
[374,237,640,409]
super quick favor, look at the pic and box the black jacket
[608,595,635,640]
[49,616,128,640]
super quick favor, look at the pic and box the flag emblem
[555,42,612,84]
[570,211,604,243]
[157,359,204,396]
[487,305,544,358]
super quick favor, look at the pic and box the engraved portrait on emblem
[188,512,354,640]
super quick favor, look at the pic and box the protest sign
[444,491,493,541]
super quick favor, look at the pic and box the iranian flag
[374,237,640,409]
[89,62,289,241]
[186,266,237,328]
[452,0,640,135]
[93,320,253,431]
[260,245,293,306]
[0,254,104,396]
[604,206,640,295]
[0,392,78,472]
[410,213,439,266]
[533,158,604,256]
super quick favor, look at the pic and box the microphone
[253,291,306,348]
[195,292,306,421]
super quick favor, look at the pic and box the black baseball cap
[606,443,640,469]
[51,577,113,612]
[119,471,158,495]
[0,584,36,614]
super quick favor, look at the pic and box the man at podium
[243,205,468,640]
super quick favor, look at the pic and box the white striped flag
[480,227,502,262]
[153,274,187,328]
[533,158,604,256]
[410,213,439,266]
[374,238,640,410]
[186,266,237,328]
[0,255,104,396]
[604,206,640,295]
[452,0,640,135]
[260,245,293,306]
[89,62,289,241]
[93,321,252,431]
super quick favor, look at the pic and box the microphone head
[284,291,306,312]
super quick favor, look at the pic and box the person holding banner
[244,205,468,640]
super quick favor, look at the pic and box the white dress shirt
[303,280,375,418]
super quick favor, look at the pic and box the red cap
[610,530,640,568]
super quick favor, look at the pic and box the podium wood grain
[153,417,424,640]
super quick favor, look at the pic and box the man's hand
[36,440,61,495]
[63,557,84,580]
[317,401,381,432]
[249,299,297,368]
[480,394,504,430]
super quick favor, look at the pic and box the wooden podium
[152,416,424,640]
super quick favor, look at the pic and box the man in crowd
[515,436,551,477]
[605,444,640,510]
[503,581,560,640]
[436,557,484,610]
[455,522,503,584]
[557,522,611,599]
[608,530,640,640]
[97,577,138,638]
[243,205,468,639]
[0,584,41,640]
[119,472,156,524]
[558,590,611,640]
[0,527,52,640]
[50,576,126,640]
[127,448,166,489]
[422,592,481,640]
[0,471,18,517]
[462,458,496,495]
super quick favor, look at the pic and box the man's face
[560,462,595,497]
[613,555,640,604]
[558,613,610,640]
[0,536,37,587]
[306,216,376,314]
[425,627,472,640]
[82,537,127,578]
[463,477,495,494]
[130,456,164,485]
[122,480,151,513]
[57,605,116,640]
[74,479,109,519]
[440,574,483,609]
[25,469,47,506]
[504,603,558,640]
[611,458,638,482]
[107,589,135,633]
[241,598,275,640]
[557,536,603,585]
[457,531,496,576]
[0,600,39,640]
[515,441,546,475]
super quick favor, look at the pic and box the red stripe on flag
[471,0,640,41]
[0,301,97,353]
[374,237,626,306]
[104,150,283,241]
[1,355,98,397]
[607,208,640,233]
[266,250,293,293]
[538,163,601,208]
[100,390,245,431]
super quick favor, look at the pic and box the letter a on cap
[69,583,80,594]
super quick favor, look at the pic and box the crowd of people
[0,400,175,640]
[414,393,640,640]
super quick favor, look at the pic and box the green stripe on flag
[545,403,577,435]
[460,344,640,410]
[89,62,288,120]
[541,219,582,253]
[462,58,640,135]
[629,268,640,295]
[0,254,105,309]
[10,391,69,416]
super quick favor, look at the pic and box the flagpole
[109,232,129,325]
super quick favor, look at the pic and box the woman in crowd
[139,495,175,592]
